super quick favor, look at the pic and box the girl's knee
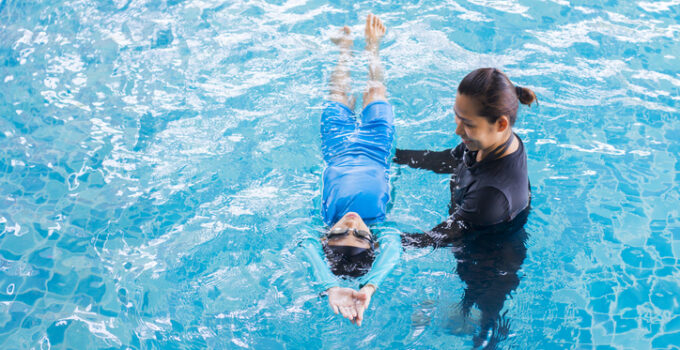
[367,84,386,97]
[329,93,352,110]
[363,85,387,106]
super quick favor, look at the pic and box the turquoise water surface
[1,0,679,349]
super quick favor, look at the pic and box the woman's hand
[392,148,410,165]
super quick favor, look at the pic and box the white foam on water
[639,0,680,13]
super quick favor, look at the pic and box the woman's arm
[401,215,468,248]
[401,187,510,248]
[393,148,461,174]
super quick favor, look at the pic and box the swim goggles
[326,227,375,244]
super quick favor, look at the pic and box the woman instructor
[396,68,537,245]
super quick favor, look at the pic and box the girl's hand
[327,287,359,323]
[354,284,376,326]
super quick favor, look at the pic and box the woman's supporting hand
[392,148,410,165]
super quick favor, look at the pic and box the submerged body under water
[405,206,532,348]
[1,0,679,348]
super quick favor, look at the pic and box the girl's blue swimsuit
[300,100,400,291]
[321,100,394,225]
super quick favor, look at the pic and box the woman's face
[453,93,507,152]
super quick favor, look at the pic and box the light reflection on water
[0,0,679,348]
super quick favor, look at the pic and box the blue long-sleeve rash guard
[300,101,401,291]
[299,229,401,291]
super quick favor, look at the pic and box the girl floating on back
[300,14,400,327]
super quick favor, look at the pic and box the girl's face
[327,212,371,249]
[453,93,508,153]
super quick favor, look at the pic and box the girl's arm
[299,238,340,292]
[358,229,401,289]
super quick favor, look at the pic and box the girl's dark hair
[323,245,375,278]
[457,68,537,126]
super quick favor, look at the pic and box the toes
[367,14,384,33]
[365,13,386,37]
[343,25,350,34]
[368,13,376,28]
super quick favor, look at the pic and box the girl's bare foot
[365,13,386,51]
[331,26,353,51]
[362,13,386,107]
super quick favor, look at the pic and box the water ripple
[1,0,679,348]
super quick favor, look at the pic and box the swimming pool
[1,0,679,348]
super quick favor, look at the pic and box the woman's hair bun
[515,85,537,106]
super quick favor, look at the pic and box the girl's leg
[355,14,393,166]
[322,26,357,162]
[329,26,355,110]
[362,13,387,109]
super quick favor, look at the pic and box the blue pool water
[1,0,679,348]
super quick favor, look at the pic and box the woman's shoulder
[452,142,466,158]
[493,134,527,169]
